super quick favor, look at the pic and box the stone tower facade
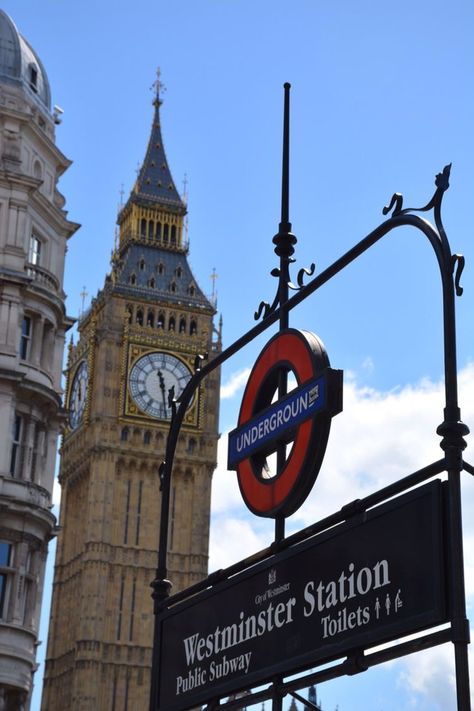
[42,82,221,710]
[0,10,78,710]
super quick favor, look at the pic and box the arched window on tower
[156,222,162,241]
[29,64,38,92]
[175,266,182,278]
[157,312,165,328]
[170,282,177,293]
[130,273,137,286]
[140,219,146,237]
[190,320,197,335]
[179,317,186,333]
[143,431,151,445]
[136,309,144,326]
[149,277,155,289]
[168,316,175,331]
[121,427,129,442]
[163,224,169,243]
[147,310,154,327]
[188,284,196,296]
[139,259,145,271]
[171,225,177,244]
[158,263,165,275]
[148,221,154,240]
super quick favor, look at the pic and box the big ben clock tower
[42,80,221,710]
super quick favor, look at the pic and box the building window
[158,263,165,275]
[175,266,182,278]
[0,543,12,619]
[9,415,23,476]
[117,576,125,639]
[190,320,197,335]
[19,316,31,359]
[168,316,175,331]
[143,431,151,445]
[0,543,11,567]
[29,235,41,265]
[31,423,44,483]
[171,225,177,244]
[29,65,38,92]
[179,317,186,333]
[121,427,129,442]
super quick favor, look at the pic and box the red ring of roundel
[237,330,325,517]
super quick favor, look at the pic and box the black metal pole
[436,258,470,710]
[273,82,296,548]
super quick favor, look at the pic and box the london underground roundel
[228,329,343,518]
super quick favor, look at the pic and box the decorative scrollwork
[254,296,278,321]
[383,193,404,217]
[289,263,316,291]
[452,254,465,297]
[254,260,317,319]
[382,165,453,254]
[383,165,451,219]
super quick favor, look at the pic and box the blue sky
[4,1,473,709]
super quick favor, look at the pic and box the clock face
[69,360,89,429]
[129,352,193,420]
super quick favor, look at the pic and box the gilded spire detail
[131,70,184,211]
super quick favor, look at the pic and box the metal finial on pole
[152,67,166,105]
[280,82,291,230]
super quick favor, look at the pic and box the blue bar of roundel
[227,375,326,468]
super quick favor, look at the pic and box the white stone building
[0,11,78,709]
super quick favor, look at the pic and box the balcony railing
[25,264,60,293]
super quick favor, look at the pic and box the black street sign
[156,481,447,710]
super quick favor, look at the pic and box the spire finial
[210,267,218,307]
[151,68,166,106]
[182,172,188,204]
[79,286,88,317]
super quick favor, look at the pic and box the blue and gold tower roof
[111,75,214,314]
[117,74,188,255]
[131,81,185,211]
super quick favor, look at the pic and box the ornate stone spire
[132,70,185,211]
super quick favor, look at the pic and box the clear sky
[3,1,473,709]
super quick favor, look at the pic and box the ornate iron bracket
[149,84,472,711]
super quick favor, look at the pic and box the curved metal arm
[155,165,468,585]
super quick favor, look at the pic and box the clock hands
[157,368,177,419]
[157,369,168,414]
[130,354,192,420]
